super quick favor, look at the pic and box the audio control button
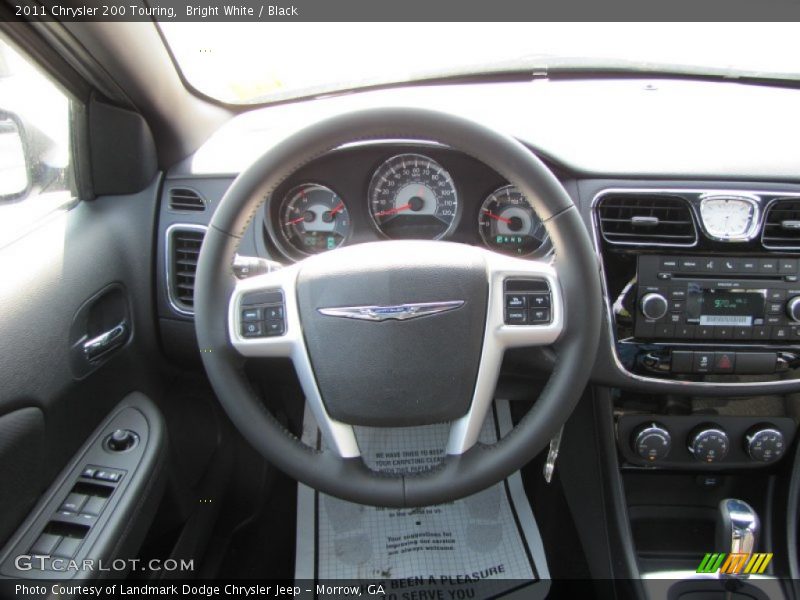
[641,293,669,320]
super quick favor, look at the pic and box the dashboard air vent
[596,194,697,246]
[762,199,800,249]
[168,188,205,212]
[168,227,205,314]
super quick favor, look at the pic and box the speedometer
[367,154,459,240]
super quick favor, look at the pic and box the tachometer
[479,185,549,256]
[277,183,350,256]
[368,154,459,240]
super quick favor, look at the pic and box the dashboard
[154,77,800,400]
[261,144,552,262]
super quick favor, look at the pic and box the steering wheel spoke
[229,266,361,458]
[447,254,563,455]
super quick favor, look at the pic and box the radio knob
[786,296,800,322]
[745,426,785,462]
[688,426,729,463]
[641,293,669,320]
[632,423,672,462]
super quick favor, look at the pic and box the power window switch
[30,533,61,556]
[80,466,97,479]
[94,469,123,483]
[60,493,88,513]
[53,536,83,559]
[81,496,107,517]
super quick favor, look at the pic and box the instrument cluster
[265,146,552,261]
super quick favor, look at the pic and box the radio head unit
[634,255,800,343]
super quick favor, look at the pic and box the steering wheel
[195,108,602,507]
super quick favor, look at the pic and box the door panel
[0,176,165,548]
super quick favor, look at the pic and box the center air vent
[596,193,697,246]
[762,199,800,250]
[168,188,205,212]
[167,226,206,315]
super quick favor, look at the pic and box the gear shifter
[715,498,759,578]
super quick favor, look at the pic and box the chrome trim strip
[165,223,208,317]
[761,195,800,250]
[590,187,800,390]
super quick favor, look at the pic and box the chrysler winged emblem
[318,300,464,322]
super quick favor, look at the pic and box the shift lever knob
[715,498,759,578]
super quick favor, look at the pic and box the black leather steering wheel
[194,107,603,507]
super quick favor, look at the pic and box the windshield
[159,23,800,105]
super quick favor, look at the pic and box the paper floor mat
[295,400,550,599]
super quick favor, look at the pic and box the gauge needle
[330,201,345,216]
[374,203,411,218]
[285,216,305,225]
[482,209,512,224]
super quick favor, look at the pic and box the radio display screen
[699,290,765,326]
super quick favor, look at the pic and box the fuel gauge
[277,183,351,257]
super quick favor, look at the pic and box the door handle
[83,321,129,361]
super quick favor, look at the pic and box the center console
[587,183,800,590]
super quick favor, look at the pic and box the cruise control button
[505,308,528,325]
[241,321,263,337]
[529,308,551,323]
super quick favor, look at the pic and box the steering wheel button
[505,308,528,324]
[530,308,551,323]
[265,320,285,336]
[528,293,550,308]
[241,321,264,337]
[241,307,262,321]
[505,294,526,308]
[265,305,284,320]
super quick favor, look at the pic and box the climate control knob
[786,296,800,323]
[688,426,729,463]
[745,426,785,462]
[632,423,672,462]
[641,293,669,320]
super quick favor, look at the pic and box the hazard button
[713,352,736,374]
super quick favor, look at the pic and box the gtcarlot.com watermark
[15,554,194,573]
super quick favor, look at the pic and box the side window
[0,35,75,244]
